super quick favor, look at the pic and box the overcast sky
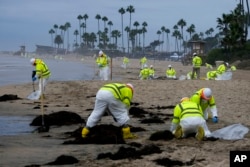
[0,0,242,52]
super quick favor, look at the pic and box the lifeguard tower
[182,40,206,65]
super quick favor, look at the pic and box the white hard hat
[201,88,212,100]
[99,50,103,56]
[30,58,35,65]
[168,65,172,68]
[150,65,153,68]
[126,83,134,93]
[193,53,197,56]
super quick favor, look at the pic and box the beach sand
[0,54,250,167]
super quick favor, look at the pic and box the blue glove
[32,77,37,81]
[212,116,218,123]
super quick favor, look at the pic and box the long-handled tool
[32,81,35,92]
[38,78,49,132]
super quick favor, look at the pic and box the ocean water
[0,54,95,86]
[0,54,95,136]
[0,116,36,136]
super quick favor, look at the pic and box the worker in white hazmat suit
[81,83,137,139]
[96,50,110,80]
[170,97,211,141]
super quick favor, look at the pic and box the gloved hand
[212,116,218,123]
[32,70,36,78]
[98,64,103,68]
[32,76,37,81]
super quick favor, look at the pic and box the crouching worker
[170,97,211,141]
[82,83,137,139]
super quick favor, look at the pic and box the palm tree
[64,22,71,52]
[239,0,250,41]
[59,25,66,49]
[125,26,130,54]
[53,24,58,35]
[156,30,161,52]
[165,28,170,52]
[73,29,79,49]
[118,7,126,52]
[102,16,108,30]
[77,15,83,44]
[208,28,214,37]
[137,29,143,49]
[107,21,113,45]
[54,35,63,49]
[133,21,140,48]
[89,32,97,48]
[217,4,247,50]
[172,27,181,52]
[186,24,196,40]
[142,21,148,53]
[83,14,88,34]
[177,19,187,52]
[161,26,166,52]
[126,5,135,54]
[95,14,102,47]
[49,29,55,47]
[111,30,121,48]
[199,32,204,40]
[80,23,86,45]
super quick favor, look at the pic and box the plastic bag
[27,90,41,100]
[215,71,232,80]
[210,123,249,140]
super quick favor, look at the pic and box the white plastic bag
[210,123,249,140]
[215,71,232,80]
[27,90,41,100]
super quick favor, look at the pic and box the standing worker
[190,88,219,123]
[81,83,137,139]
[191,53,202,79]
[140,56,147,69]
[122,56,129,69]
[30,58,51,99]
[166,65,176,79]
[96,50,110,80]
[170,97,211,141]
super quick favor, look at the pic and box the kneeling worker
[170,97,211,141]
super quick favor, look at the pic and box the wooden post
[110,57,112,80]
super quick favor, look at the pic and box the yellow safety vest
[100,83,133,107]
[217,64,226,74]
[192,56,202,67]
[166,68,176,76]
[35,59,51,78]
[172,101,203,124]
[96,54,109,67]
[123,57,129,64]
[140,68,150,79]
